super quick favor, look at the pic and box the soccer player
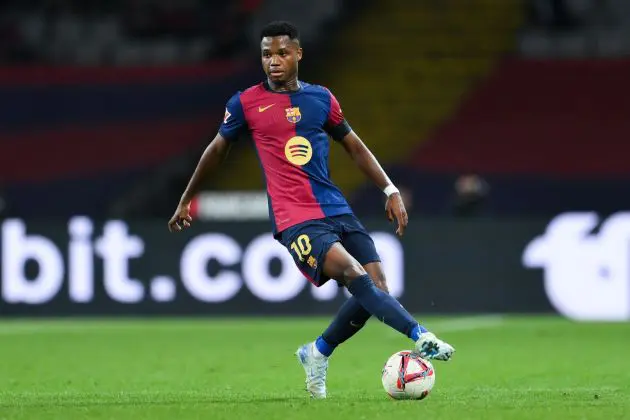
[168,21,455,398]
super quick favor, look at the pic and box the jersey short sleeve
[219,92,247,142]
[324,89,352,141]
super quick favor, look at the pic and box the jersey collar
[263,80,303,94]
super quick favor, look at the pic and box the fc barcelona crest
[285,107,301,123]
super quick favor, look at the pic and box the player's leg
[324,262,452,357]
[314,296,370,357]
[364,261,389,292]
[314,224,386,358]
[279,219,341,399]
[323,243,455,361]
[313,262,384,357]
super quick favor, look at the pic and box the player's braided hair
[260,21,300,42]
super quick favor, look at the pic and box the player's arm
[168,134,231,232]
[324,88,407,236]
[340,131,408,237]
[168,92,246,232]
[168,133,231,232]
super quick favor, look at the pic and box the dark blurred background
[1,0,630,318]
[2,0,629,221]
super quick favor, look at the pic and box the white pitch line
[429,315,505,333]
[0,315,506,336]
[0,321,162,335]
[386,315,505,338]
[447,386,620,393]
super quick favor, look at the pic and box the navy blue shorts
[278,213,381,286]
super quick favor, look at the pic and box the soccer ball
[381,350,435,400]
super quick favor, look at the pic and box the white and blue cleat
[415,331,455,361]
[296,342,328,399]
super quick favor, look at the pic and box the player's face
[261,36,302,85]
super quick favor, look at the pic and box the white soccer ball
[381,350,435,400]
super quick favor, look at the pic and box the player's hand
[168,202,193,232]
[385,192,408,237]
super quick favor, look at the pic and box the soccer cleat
[296,342,328,399]
[414,332,455,361]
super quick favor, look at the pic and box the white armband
[383,184,399,197]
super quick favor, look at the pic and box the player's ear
[297,48,303,61]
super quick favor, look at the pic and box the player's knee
[342,261,366,283]
[372,274,389,293]
[365,263,389,293]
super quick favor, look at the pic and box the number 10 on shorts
[290,234,312,262]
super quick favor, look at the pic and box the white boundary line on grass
[0,315,507,336]
[449,386,620,393]
[429,315,505,332]
[386,315,505,338]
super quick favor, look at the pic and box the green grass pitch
[0,316,628,419]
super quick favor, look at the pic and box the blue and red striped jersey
[219,81,353,234]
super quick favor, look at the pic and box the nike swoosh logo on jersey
[258,104,275,112]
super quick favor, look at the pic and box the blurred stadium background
[1,1,630,418]
[2,0,629,318]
